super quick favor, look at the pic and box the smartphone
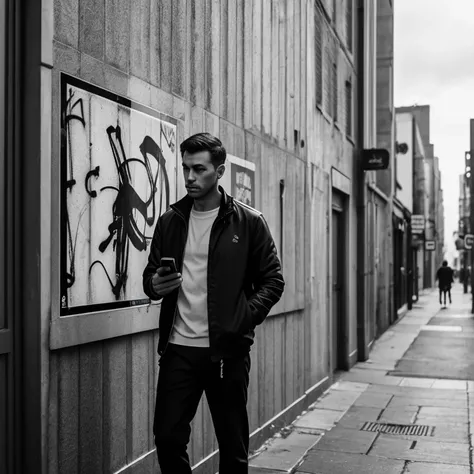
[160,257,178,274]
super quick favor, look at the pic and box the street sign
[362,149,390,170]
[425,240,436,251]
[465,234,474,250]
[411,215,425,234]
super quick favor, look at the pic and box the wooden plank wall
[48,0,360,472]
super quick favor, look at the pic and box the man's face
[182,150,224,199]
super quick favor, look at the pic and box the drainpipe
[356,0,369,361]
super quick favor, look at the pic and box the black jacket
[142,187,285,358]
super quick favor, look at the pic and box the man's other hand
[151,267,183,297]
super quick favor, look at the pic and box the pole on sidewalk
[470,120,474,313]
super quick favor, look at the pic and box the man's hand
[151,266,183,297]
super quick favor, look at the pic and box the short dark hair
[180,133,226,168]
[442,260,448,266]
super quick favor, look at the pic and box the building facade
[2,1,397,473]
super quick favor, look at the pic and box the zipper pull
[220,359,224,379]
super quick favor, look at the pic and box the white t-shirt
[169,206,219,347]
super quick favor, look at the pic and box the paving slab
[342,369,403,386]
[337,406,382,429]
[330,381,369,392]
[404,462,470,473]
[293,408,344,432]
[310,389,362,412]
[249,431,321,472]
[311,426,377,454]
[399,377,436,388]
[369,435,470,465]
[378,406,418,424]
[296,450,405,474]
[388,395,467,409]
[353,392,393,409]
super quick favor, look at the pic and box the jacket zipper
[160,209,189,357]
[207,209,233,364]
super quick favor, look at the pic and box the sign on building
[465,234,474,250]
[221,154,256,207]
[411,214,425,234]
[60,74,178,316]
[425,240,436,251]
[362,148,390,170]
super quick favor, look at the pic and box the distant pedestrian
[142,133,285,474]
[436,260,454,306]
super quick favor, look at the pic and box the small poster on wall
[60,74,178,315]
[222,154,256,208]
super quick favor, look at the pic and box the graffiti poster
[60,74,178,315]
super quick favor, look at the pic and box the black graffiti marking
[64,88,86,289]
[85,165,100,198]
[88,125,170,299]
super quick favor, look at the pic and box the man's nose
[187,170,196,182]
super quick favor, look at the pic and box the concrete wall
[395,112,414,213]
[38,1,376,472]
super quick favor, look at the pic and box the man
[142,133,285,473]
[436,260,454,306]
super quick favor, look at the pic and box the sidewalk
[249,286,474,474]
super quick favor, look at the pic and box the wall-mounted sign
[60,74,178,316]
[362,148,390,170]
[425,240,436,251]
[411,214,425,234]
[465,234,474,250]
[221,154,256,207]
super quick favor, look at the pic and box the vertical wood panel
[202,395,217,461]
[235,0,244,128]
[252,0,262,130]
[130,0,150,81]
[172,0,188,98]
[79,0,104,60]
[190,398,204,465]
[278,0,286,146]
[219,0,229,120]
[131,334,151,459]
[284,157,296,311]
[58,348,80,474]
[300,0,308,149]
[79,343,103,474]
[227,0,237,124]
[103,339,127,472]
[243,0,253,129]
[286,0,295,150]
[273,316,285,412]
[296,160,306,307]
[191,0,206,107]
[105,0,130,71]
[159,0,172,92]
[293,0,301,152]
[284,316,295,404]
[271,1,280,139]
[206,0,221,114]
[261,0,271,134]
[148,332,157,451]
[264,320,275,420]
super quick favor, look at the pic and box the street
[249,285,474,474]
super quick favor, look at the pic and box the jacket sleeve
[142,216,163,301]
[247,214,285,326]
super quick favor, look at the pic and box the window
[345,79,352,136]
[346,0,353,52]
[323,48,331,113]
[315,6,323,107]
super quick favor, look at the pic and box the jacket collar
[170,186,234,221]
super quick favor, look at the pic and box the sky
[394,0,474,261]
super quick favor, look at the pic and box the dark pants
[439,287,452,304]
[154,343,250,474]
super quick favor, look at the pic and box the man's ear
[217,164,226,179]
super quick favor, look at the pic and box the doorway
[331,194,346,372]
